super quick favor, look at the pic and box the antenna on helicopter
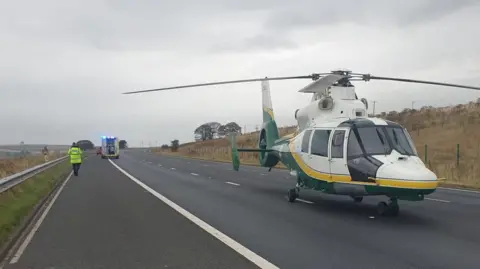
[122,69,480,94]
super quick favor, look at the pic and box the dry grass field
[154,100,480,189]
[0,152,65,179]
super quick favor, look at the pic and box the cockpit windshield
[347,126,417,158]
[385,127,418,156]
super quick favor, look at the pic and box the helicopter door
[307,128,332,181]
[298,129,313,167]
[328,128,349,179]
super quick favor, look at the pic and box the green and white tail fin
[230,78,280,171]
[261,79,275,123]
[260,78,280,142]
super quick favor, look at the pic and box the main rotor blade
[366,75,480,90]
[123,75,315,94]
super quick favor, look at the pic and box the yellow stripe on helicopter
[288,142,438,189]
[263,107,275,120]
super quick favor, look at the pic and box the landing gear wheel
[287,188,299,203]
[353,196,363,203]
[377,200,400,216]
[377,201,388,215]
[389,203,399,216]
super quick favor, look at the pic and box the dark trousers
[72,163,81,176]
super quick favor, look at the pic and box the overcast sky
[1,0,479,146]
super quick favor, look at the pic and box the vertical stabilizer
[229,78,281,170]
[262,79,275,123]
[259,78,280,150]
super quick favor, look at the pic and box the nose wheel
[287,185,300,202]
[377,198,399,216]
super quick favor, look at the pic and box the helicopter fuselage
[270,117,438,201]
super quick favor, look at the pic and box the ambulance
[101,136,120,159]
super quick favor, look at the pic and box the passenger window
[331,130,345,158]
[301,130,312,153]
[311,129,331,157]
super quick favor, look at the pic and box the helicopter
[123,69,480,216]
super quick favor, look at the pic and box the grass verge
[0,160,71,249]
[0,153,65,179]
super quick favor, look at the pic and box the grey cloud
[210,34,298,53]
[2,0,239,52]
[393,0,479,26]
[0,0,479,146]
[262,0,479,31]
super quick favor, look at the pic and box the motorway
[3,149,480,269]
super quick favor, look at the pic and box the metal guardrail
[0,155,69,193]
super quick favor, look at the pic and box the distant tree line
[119,140,128,149]
[77,140,94,150]
[75,139,128,150]
[160,139,180,152]
[194,122,241,141]
[158,122,242,153]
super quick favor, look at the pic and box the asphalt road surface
[4,149,480,269]
[4,155,261,269]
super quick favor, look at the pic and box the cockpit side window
[385,127,417,156]
[311,129,331,157]
[347,129,363,159]
[331,130,345,158]
[402,128,418,155]
[301,130,312,153]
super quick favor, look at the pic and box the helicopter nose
[375,162,438,189]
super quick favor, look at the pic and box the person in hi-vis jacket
[68,142,83,176]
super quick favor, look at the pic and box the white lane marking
[296,198,314,204]
[425,198,450,203]
[10,172,73,264]
[108,160,278,269]
[170,168,176,170]
[225,181,240,186]
[438,187,480,194]
[191,173,199,176]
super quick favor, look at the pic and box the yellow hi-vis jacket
[68,146,83,164]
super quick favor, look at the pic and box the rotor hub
[331,69,352,76]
